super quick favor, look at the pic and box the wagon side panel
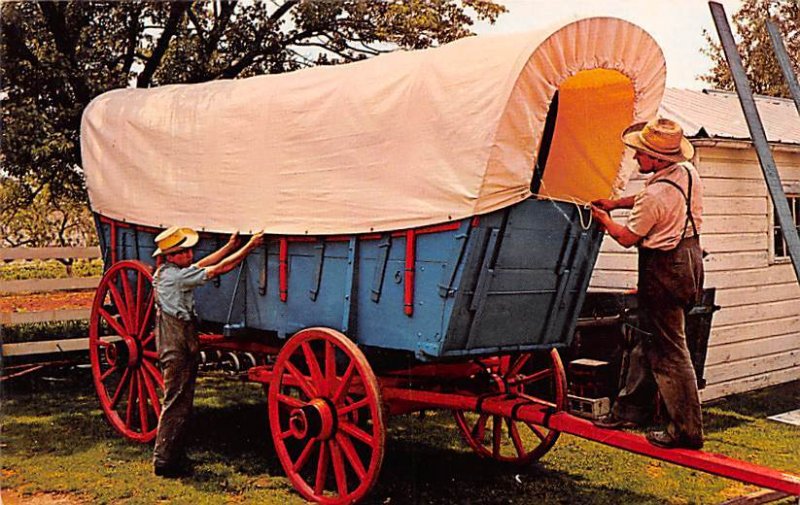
[441,199,604,356]
[355,227,464,355]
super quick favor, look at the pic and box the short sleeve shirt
[626,162,703,251]
[153,263,208,321]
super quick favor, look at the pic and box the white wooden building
[590,88,800,401]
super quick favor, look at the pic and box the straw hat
[622,117,694,163]
[152,226,199,257]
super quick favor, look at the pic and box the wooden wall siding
[590,144,800,401]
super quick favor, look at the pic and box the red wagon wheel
[89,260,163,443]
[453,348,567,465]
[268,327,385,505]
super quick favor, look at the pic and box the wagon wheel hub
[121,336,141,368]
[289,398,336,440]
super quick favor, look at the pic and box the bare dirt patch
[0,291,94,314]
[0,488,86,505]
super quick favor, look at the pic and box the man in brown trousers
[590,117,704,450]
[151,226,263,476]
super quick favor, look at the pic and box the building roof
[660,88,800,146]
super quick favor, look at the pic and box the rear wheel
[453,349,566,464]
[89,260,163,443]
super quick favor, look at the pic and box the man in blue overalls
[590,117,705,450]
[151,226,264,476]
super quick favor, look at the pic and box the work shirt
[626,162,703,251]
[153,262,208,321]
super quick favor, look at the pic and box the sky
[472,0,744,90]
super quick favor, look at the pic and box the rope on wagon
[532,166,594,231]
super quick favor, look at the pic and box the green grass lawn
[2,369,798,504]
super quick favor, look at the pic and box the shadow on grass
[368,437,658,505]
[702,380,800,435]
[708,380,800,418]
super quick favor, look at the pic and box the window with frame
[773,194,800,260]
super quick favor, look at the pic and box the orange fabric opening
[537,68,635,203]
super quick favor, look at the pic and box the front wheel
[268,327,385,504]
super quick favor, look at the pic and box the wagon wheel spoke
[336,432,367,481]
[140,368,162,418]
[142,359,164,389]
[314,439,330,496]
[325,340,336,387]
[125,371,137,428]
[527,422,547,441]
[301,342,325,394]
[119,268,135,333]
[471,413,489,442]
[134,271,144,333]
[508,353,532,377]
[142,350,159,360]
[110,368,131,408]
[507,419,526,458]
[293,438,317,473]
[99,307,129,339]
[107,281,132,334]
[332,361,356,405]
[137,370,149,432]
[138,295,155,342]
[492,416,502,458]
[99,365,118,382]
[141,332,156,349]
[277,393,305,409]
[338,397,370,416]
[285,361,317,399]
[508,368,552,387]
[329,439,349,497]
[339,421,374,446]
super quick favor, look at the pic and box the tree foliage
[701,0,799,98]
[1,0,506,207]
[0,178,96,249]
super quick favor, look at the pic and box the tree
[1,0,506,206]
[701,0,799,98]
[0,177,96,253]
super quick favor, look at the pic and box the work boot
[593,413,639,430]
[646,430,703,450]
[154,458,194,478]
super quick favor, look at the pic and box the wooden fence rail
[1,246,101,358]
[0,246,101,261]
[0,246,101,296]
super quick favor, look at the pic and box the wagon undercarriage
[87,260,800,503]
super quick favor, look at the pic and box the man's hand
[590,204,610,230]
[227,231,241,247]
[592,198,616,212]
[246,231,265,249]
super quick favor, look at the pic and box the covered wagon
[80,16,800,504]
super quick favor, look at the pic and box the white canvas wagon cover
[81,17,665,235]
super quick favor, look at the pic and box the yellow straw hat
[152,226,199,257]
[622,117,694,163]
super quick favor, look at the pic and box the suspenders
[652,165,698,241]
